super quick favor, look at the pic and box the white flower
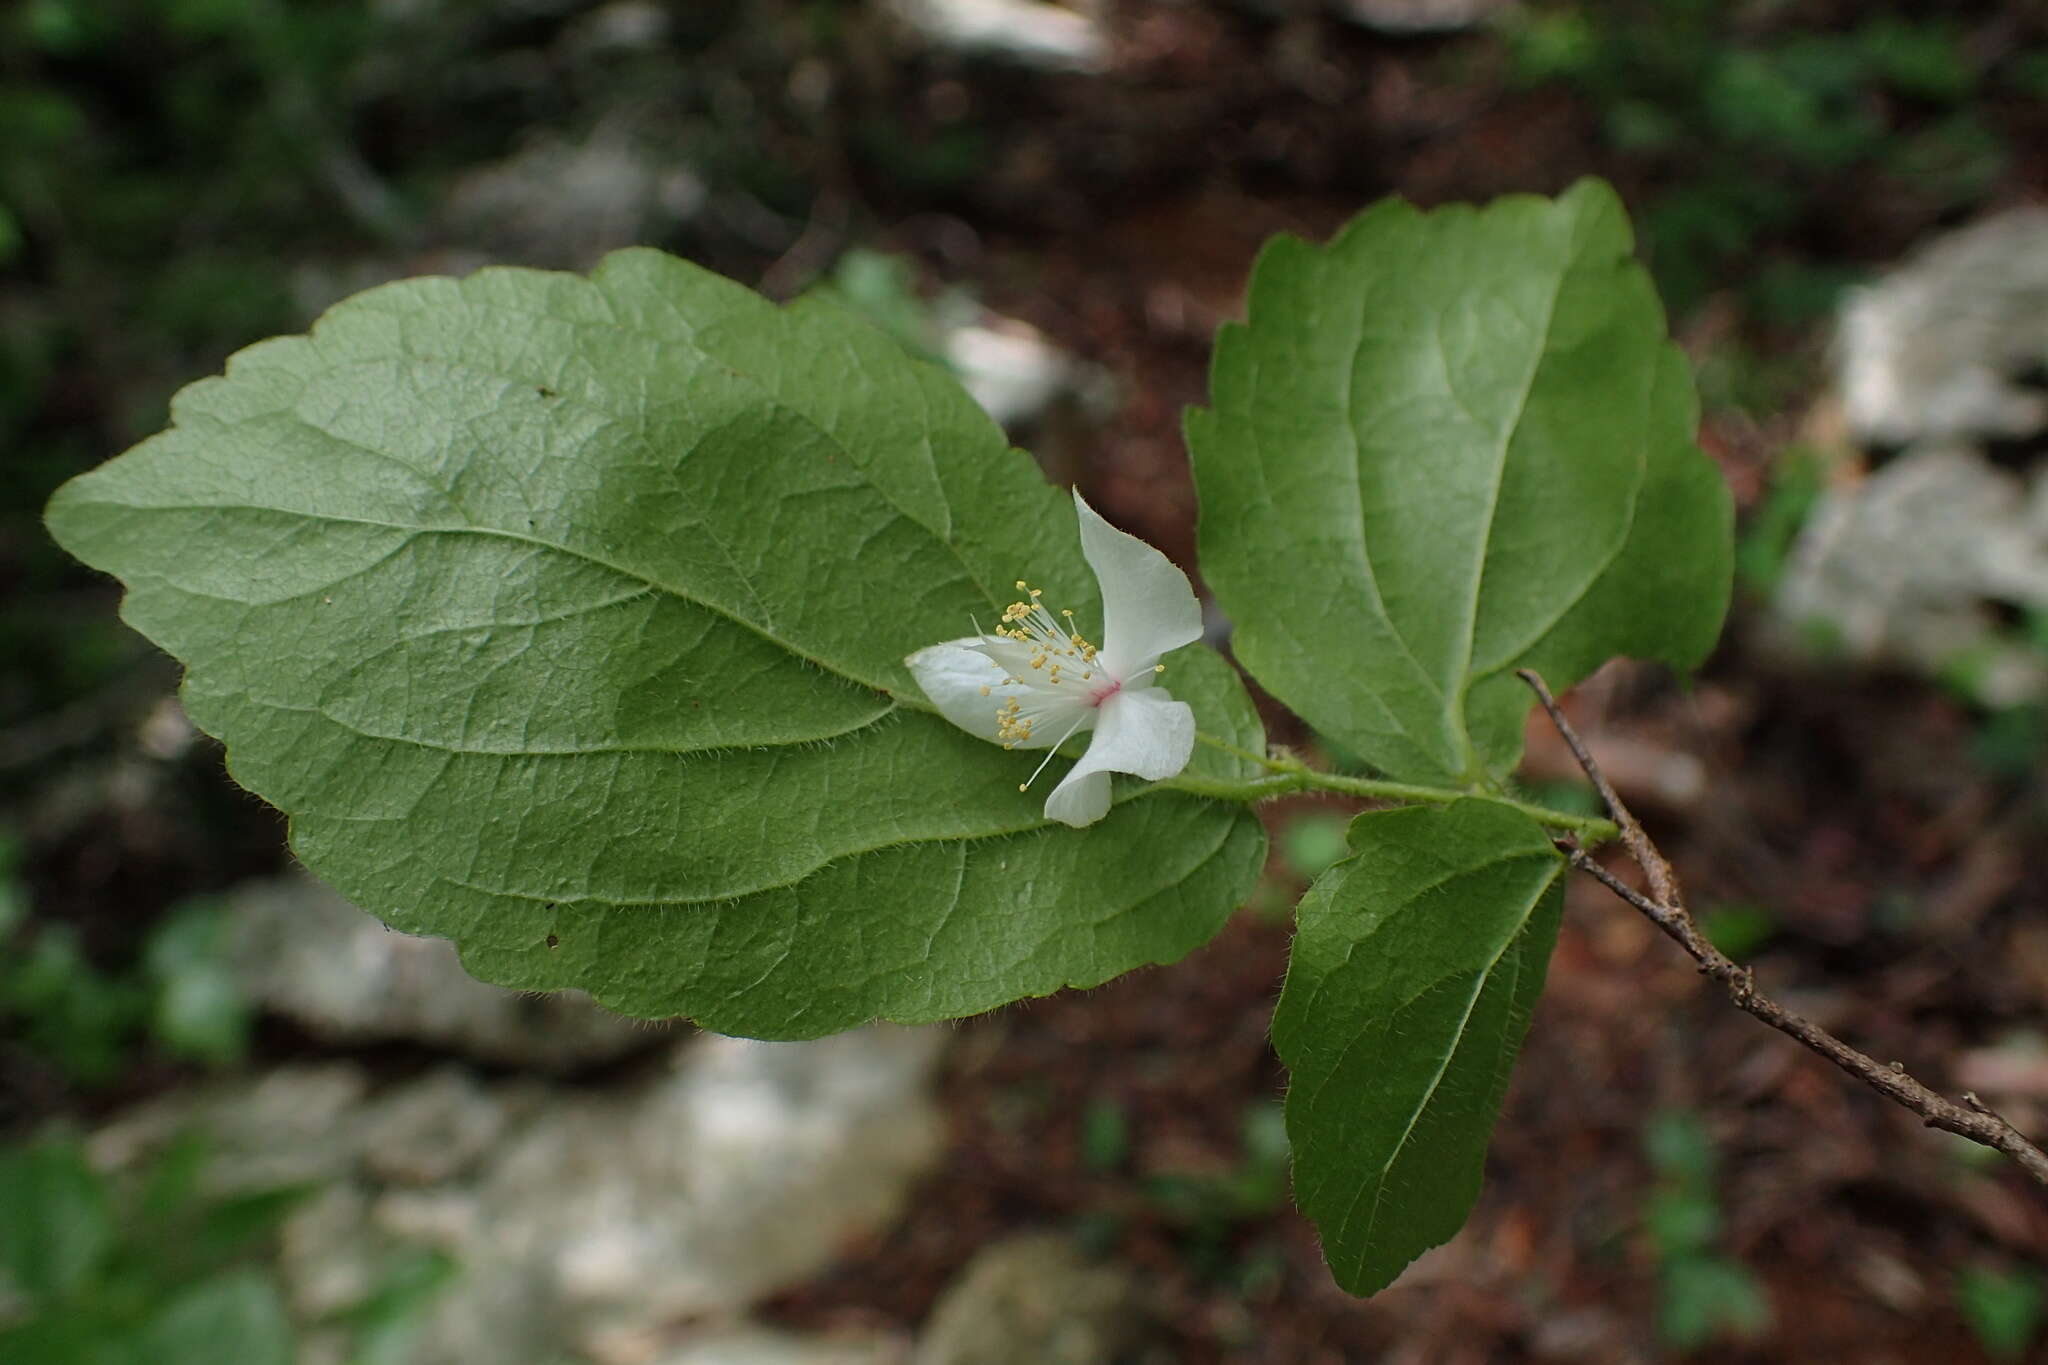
[906,490,1203,827]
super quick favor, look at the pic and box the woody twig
[1518,668,2048,1186]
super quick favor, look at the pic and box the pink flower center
[1087,676,1123,708]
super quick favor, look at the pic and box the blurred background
[6,1,2048,1361]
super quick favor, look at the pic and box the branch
[1517,668,2048,1187]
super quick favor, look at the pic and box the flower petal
[1074,490,1204,679]
[906,642,1092,749]
[1042,686,1195,826]
[904,642,1017,744]
[1042,768,1114,828]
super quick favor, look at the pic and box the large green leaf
[46,250,1265,1038]
[1272,800,1565,1296]
[1188,178,1731,785]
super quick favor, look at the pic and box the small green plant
[1275,811,1352,882]
[1734,448,1826,596]
[1969,704,2048,782]
[1955,1263,2047,1362]
[0,1131,453,1365]
[1642,1109,1771,1352]
[1142,1102,1291,1285]
[813,249,956,367]
[0,1132,304,1364]
[1079,1095,1131,1174]
[0,836,253,1083]
[1695,903,1779,961]
[1500,3,2003,316]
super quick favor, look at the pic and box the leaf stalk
[1170,734,1620,844]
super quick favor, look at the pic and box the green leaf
[46,250,1265,1039]
[331,1248,460,1365]
[1271,800,1565,1295]
[1659,1255,1772,1351]
[135,1269,295,1365]
[136,1131,211,1226]
[1079,1097,1130,1173]
[190,1183,322,1265]
[1957,1264,2048,1363]
[144,902,251,1067]
[1189,179,1731,785]
[0,1137,113,1302]
[0,1314,123,1365]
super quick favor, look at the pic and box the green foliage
[1189,180,1730,786]
[0,1134,297,1364]
[814,248,957,367]
[1272,801,1565,1295]
[852,115,991,195]
[1853,18,1976,105]
[1642,1109,1770,1352]
[48,249,1266,1039]
[0,1131,447,1365]
[1955,1263,2047,1362]
[144,898,254,1068]
[1276,811,1351,881]
[0,1138,111,1303]
[0,833,251,1082]
[1884,112,2008,212]
[1141,1102,1292,1283]
[131,1270,295,1365]
[1501,3,2005,315]
[325,1248,461,1365]
[1735,448,1826,596]
[0,920,142,1084]
[1079,1096,1131,1174]
[1971,705,2048,780]
[1696,903,1778,961]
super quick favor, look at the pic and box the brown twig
[1517,668,2048,1187]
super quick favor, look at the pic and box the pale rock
[1334,0,1512,31]
[911,1233,1139,1365]
[565,0,669,54]
[1776,447,2048,705]
[652,1323,907,1365]
[91,1028,947,1365]
[443,123,706,267]
[226,872,658,1070]
[884,0,1109,72]
[359,1068,511,1185]
[945,320,1077,430]
[1838,208,2048,449]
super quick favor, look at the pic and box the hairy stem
[1169,732,1620,843]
